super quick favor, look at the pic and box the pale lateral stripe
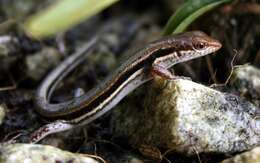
[71,68,150,124]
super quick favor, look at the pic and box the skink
[32,31,222,142]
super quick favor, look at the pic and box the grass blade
[24,0,119,39]
[162,0,233,35]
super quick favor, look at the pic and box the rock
[0,35,20,70]
[111,79,260,155]
[0,143,99,163]
[25,47,61,80]
[229,65,260,107]
[222,146,260,163]
[0,35,19,57]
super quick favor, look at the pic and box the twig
[210,49,238,87]
[206,55,218,84]
[78,153,107,163]
[224,49,237,85]
[0,73,17,91]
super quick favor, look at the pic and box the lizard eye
[193,42,206,50]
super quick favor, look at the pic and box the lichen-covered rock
[229,65,260,107]
[0,35,20,70]
[222,146,260,163]
[25,47,61,80]
[0,143,99,163]
[111,79,260,155]
[0,36,19,57]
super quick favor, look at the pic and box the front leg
[151,56,191,80]
[151,64,177,80]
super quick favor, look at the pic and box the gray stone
[230,65,260,107]
[0,35,18,57]
[25,47,61,80]
[0,143,99,163]
[222,146,260,163]
[112,79,260,155]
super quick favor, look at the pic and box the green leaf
[24,0,119,39]
[162,0,233,35]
